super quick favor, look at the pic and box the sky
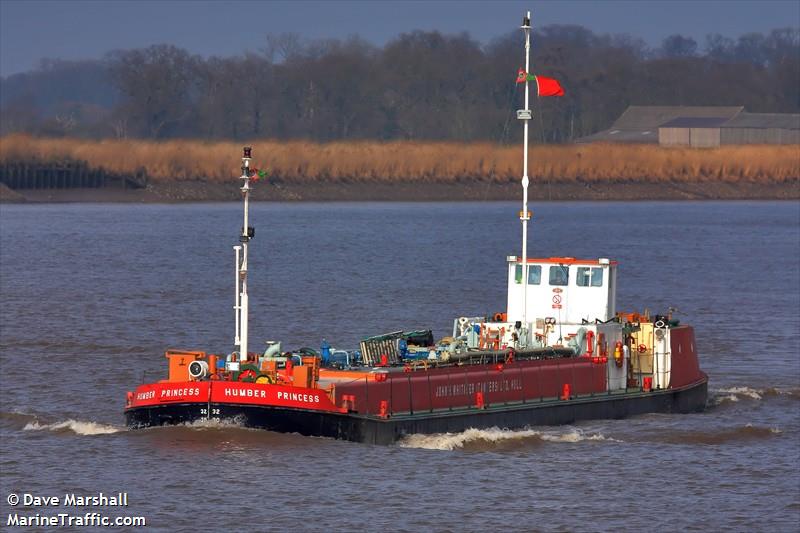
[1,0,798,77]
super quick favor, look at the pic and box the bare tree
[108,45,198,138]
[3,24,798,140]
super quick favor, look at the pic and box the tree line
[1,25,797,143]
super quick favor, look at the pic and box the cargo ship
[124,13,707,444]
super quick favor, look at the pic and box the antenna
[234,146,254,365]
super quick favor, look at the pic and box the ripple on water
[399,426,618,451]
[2,202,798,531]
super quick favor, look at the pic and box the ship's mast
[234,146,254,362]
[520,11,532,328]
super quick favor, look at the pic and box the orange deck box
[293,365,313,388]
[165,350,205,382]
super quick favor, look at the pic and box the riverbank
[1,135,797,202]
[4,179,798,203]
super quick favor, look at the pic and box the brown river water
[1,201,798,531]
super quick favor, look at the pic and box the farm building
[577,106,800,147]
[720,113,800,145]
[576,106,742,144]
[659,117,730,147]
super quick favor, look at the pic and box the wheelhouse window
[527,265,541,285]
[549,265,569,286]
[577,267,603,287]
[515,265,542,285]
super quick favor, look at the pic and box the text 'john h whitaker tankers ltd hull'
[124,12,707,443]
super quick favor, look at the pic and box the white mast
[520,12,532,328]
[234,146,254,363]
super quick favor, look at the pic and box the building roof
[574,106,799,144]
[612,106,743,130]
[721,112,800,130]
[574,105,744,143]
[660,117,730,128]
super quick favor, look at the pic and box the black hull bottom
[126,379,708,445]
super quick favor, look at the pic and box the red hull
[332,357,607,415]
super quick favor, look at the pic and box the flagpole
[520,11,532,332]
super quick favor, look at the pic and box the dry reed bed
[1,135,797,184]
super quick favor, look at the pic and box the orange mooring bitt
[475,391,485,409]
[341,394,356,412]
[561,383,571,400]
